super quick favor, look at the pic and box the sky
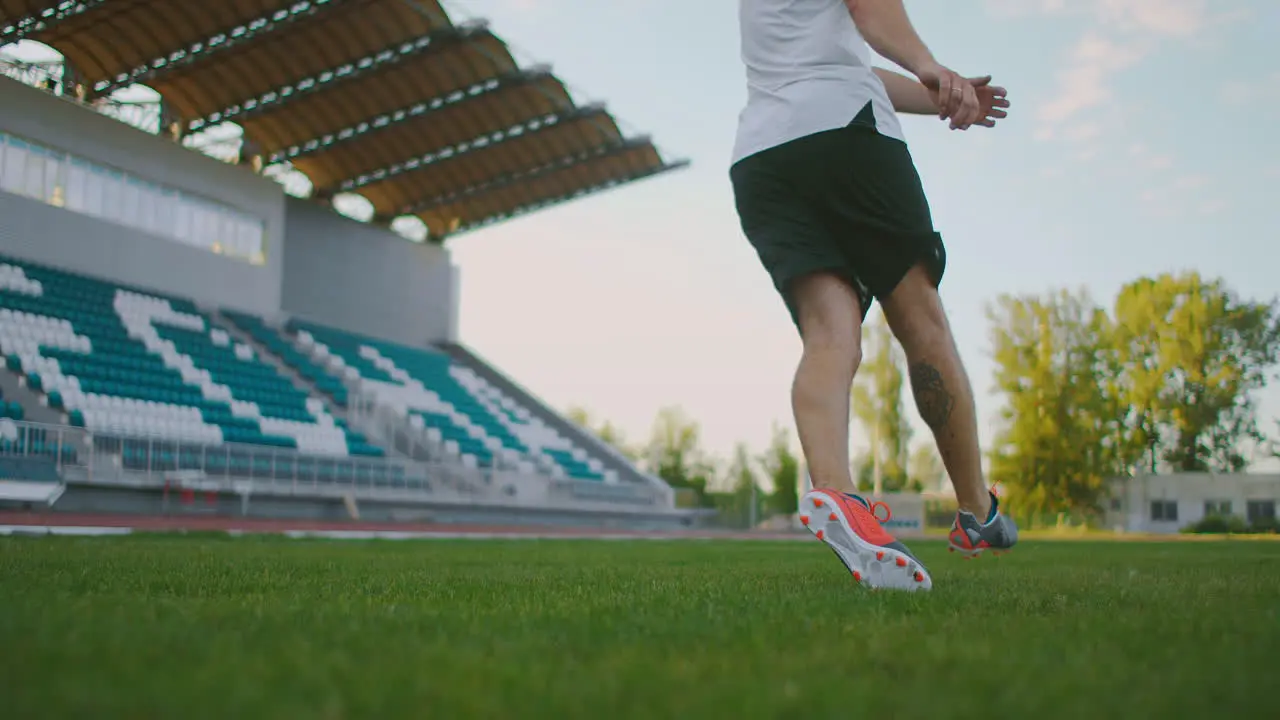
[5,0,1275,473]
[439,0,1280,469]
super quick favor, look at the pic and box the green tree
[759,423,800,514]
[986,289,1124,521]
[565,405,638,460]
[1113,272,1280,473]
[908,443,946,493]
[713,441,763,528]
[644,406,715,503]
[851,311,912,493]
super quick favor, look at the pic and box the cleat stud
[876,551,885,561]
[913,571,924,582]
[812,498,823,509]
[948,546,956,553]
[815,529,824,540]
[800,515,810,526]
[852,571,862,582]
[895,557,907,568]
[828,512,838,521]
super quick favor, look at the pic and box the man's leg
[790,273,863,494]
[879,264,1018,556]
[790,272,932,590]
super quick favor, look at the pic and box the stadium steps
[210,310,341,416]
[437,342,672,497]
[0,363,64,426]
[212,309,419,465]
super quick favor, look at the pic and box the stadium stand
[283,319,613,482]
[0,0,690,524]
[0,253,381,456]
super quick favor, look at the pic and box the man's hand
[914,61,983,130]
[966,75,1011,129]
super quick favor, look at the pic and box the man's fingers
[947,76,967,119]
[967,75,993,88]
[965,93,982,127]
[937,72,953,119]
[953,84,980,129]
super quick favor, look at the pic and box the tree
[758,423,800,514]
[643,406,715,503]
[909,443,946,493]
[714,441,763,528]
[851,310,913,493]
[1112,272,1280,473]
[986,289,1124,521]
[565,405,638,460]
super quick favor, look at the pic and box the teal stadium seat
[220,310,350,407]
[0,255,384,463]
[286,319,611,481]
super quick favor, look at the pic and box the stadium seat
[284,319,610,481]
[0,255,386,476]
[220,310,350,407]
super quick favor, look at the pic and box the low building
[1105,473,1280,534]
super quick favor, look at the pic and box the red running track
[0,511,810,541]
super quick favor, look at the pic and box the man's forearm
[845,0,935,76]
[873,67,937,114]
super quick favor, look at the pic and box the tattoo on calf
[909,362,954,430]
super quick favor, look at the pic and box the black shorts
[730,112,945,329]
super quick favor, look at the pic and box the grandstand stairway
[257,318,634,485]
[437,342,670,501]
[210,310,356,425]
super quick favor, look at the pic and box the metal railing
[0,418,503,498]
[0,58,165,136]
[0,412,672,513]
[345,383,664,506]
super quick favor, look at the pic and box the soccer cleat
[801,488,932,591]
[948,489,1019,558]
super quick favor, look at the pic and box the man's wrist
[903,51,937,78]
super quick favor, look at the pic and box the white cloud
[1035,33,1145,132]
[1094,0,1207,37]
[1026,0,1218,141]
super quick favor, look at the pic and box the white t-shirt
[731,0,904,165]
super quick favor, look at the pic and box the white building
[1105,473,1280,534]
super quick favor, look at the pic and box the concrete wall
[280,197,458,346]
[1105,473,1280,533]
[0,76,285,314]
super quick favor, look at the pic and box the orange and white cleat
[800,488,932,591]
[948,489,1019,558]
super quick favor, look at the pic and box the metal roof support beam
[337,103,609,194]
[396,136,650,217]
[85,0,345,99]
[187,20,489,132]
[267,65,552,164]
[448,159,690,237]
[448,26,627,148]
[1,0,106,44]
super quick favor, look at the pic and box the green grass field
[2,536,1277,719]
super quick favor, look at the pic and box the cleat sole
[800,490,932,592]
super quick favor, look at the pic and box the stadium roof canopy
[0,0,688,239]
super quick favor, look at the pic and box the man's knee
[880,265,951,352]
[791,273,864,367]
